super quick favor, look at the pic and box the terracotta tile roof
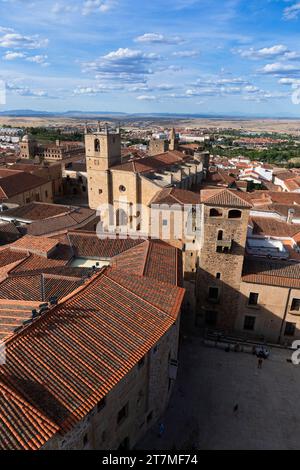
[200,188,253,208]
[0,273,83,303]
[0,267,185,448]
[248,191,300,207]
[111,240,183,286]
[4,202,72,221]
[65,231,145,258]
[242,257,300,288]
[26,211,96,237]
[150,187,200,206]
[112,150,191,174]
[284,178,300,192]
[0,248,28,269]
[251,216,300,238]
[0,300,40,341]
[4,203,96,237]
[274,170,295,181]
[0,172,48,198]
[10,235,60,257]
[0,377,59,449]
[206,169,236,187]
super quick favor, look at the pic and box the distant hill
[0,109,300,119]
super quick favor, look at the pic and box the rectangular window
[284,322,296,337]
[208,287,219,300]
[162,219,168,226]
[291,299,300,312]
[117,403,129,424]
[244,316,256,331]
[248,292,259,306]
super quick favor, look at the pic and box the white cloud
[261,62,300,75]
[82,0,115,15]
[172,50,200,58]
[3,50,49,65]
[236,44,290,60]
[6,82,49,97]
[0,28,48,49]
[83,48,160,84]
[278,77,300,85]
[135,33,183,45]
[283,3,300,20]
[26,55,49,66]
[3,51,25,60]
[136,95,157,100]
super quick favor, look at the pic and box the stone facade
[236,281,300,345]
[43,319,181,450]
[148,138,168,157]
[196,204,250,330]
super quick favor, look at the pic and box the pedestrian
[258,357,263,369]
[159,423,165,438]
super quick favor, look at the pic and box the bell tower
[85,123,121,210]
[85,122,121,171]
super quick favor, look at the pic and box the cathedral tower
[86,123,121,210]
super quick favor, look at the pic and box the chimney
[287,208,295,224]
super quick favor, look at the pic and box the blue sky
[1,0,300,116]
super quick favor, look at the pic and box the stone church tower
[196,189,252,331]
[85,123,121,210]
[169,128,179,151]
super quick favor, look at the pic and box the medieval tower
[196,189,252,330]
[85,123,121,211]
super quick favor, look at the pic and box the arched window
[217,230,223,241]
[210,208,222,217]
[116,208,128,227]
[94,139,100,152]
[228,209,242,219]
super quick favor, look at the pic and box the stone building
[85,124,204,234]
[0,169,53,205]
[0,233,184,450]
[196,189,252,330]
[20,134,84,163]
